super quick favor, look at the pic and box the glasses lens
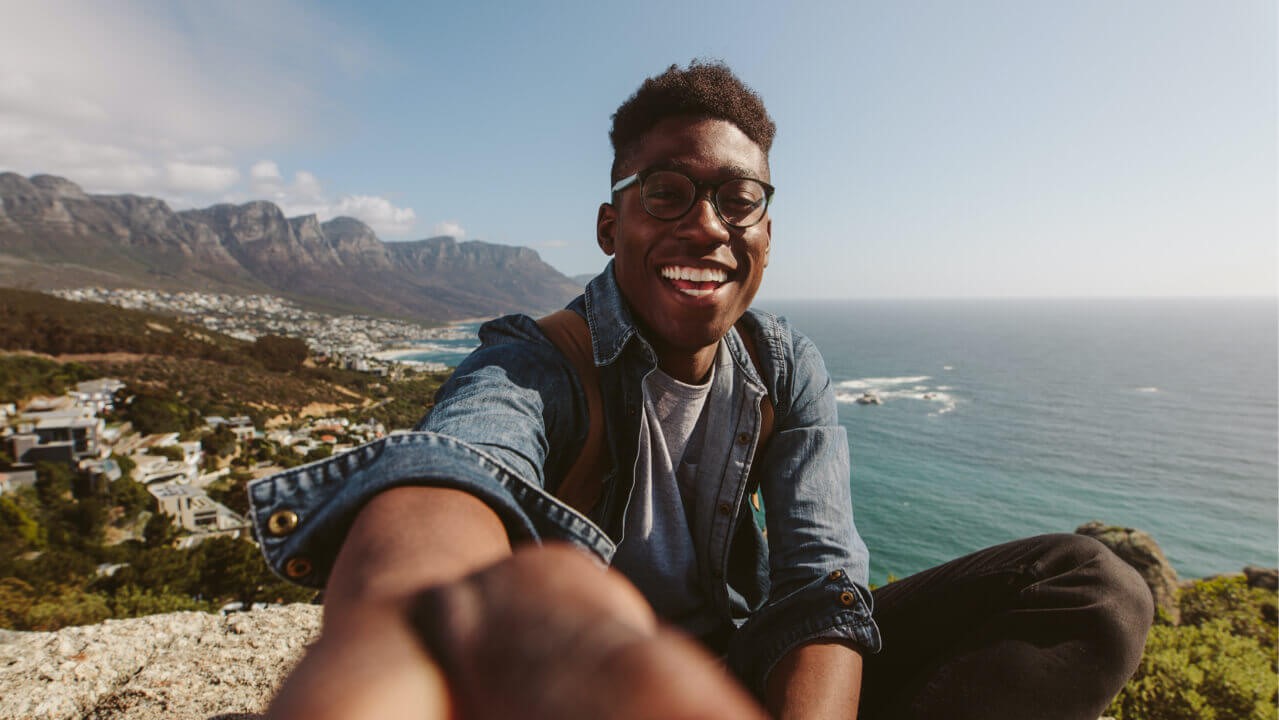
[640,171,695,219]
[716,179,768,227]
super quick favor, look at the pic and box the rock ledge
[0,604,321,720]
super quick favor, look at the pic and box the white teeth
[660,266,728,283]
[680,288,713,297]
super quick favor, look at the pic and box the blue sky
[1,1,1273,299]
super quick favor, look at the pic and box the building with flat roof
[148,482,247,533]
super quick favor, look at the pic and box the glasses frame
[611,169,775,229]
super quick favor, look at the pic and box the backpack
[537,309,775,528]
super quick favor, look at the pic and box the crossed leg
[858,534,1153,720]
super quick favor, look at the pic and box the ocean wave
[836,375,932,390]
[1135,386,1160,393]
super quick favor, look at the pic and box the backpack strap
[536,310,608,513]
[537,310,775,523]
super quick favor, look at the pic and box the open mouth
[659,265,729,298]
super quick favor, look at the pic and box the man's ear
[597,203,617,255]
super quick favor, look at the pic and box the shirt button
[285,556,313,579]
[718,502,732,515]
[839,591,856,607]
[736,432,751,445]
[268,510,300,536]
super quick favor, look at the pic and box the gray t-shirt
[611,352,722,634]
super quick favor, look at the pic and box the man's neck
[655,343,718,385]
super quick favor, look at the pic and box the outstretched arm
[268,486,767,720]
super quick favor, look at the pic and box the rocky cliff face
[0,172,582,323]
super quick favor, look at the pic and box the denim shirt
[248,263,881,695]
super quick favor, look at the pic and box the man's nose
[675,195,731,247]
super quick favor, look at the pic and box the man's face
[597,116,771,360]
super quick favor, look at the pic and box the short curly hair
[609,60,776,182]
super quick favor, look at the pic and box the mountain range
[0,172,583,323]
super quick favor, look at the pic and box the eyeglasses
[611,169,774,229]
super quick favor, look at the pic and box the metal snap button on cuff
[717,502,732,515]
[736,432,751,445]
[268,510,300,536]
[828,569,844,581]
[285,557,313,579]
[838,590,856,607]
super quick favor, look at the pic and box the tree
[252,335,309,373]
[143,512,178,548]
[0,496,42,555]
[123,392,200,435]
[201,424,238,457]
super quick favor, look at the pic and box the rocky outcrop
[0,172,582,323]
[0,604,320,720]
[1,526,1274,720]
[1076,521,1181,622]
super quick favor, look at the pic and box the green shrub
[1110,619,1277,720]
[1180,575,1279,647]
[108,585,208,617]
[1109,575,1278,720]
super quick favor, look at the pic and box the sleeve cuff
[247,432,540,589]
[727,569,882,698]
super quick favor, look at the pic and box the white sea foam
[836,375,932,390]
[943,365,954,370]
[1135,387,1160,393]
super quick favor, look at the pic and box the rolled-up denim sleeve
[248,316,607,589]
[728,329,881,694]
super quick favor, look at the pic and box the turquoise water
[766,298,1277,585]
[406,299,1278,585]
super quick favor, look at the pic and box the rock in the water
[0,604,321,720]
[1243,565,1278,591]
[1076,521,1180,622]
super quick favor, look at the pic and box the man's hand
[267,487,766,719]
[408,544,767,719]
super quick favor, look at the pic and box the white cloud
[0,1,384,212]
[244,161,416,237]
[165,162,240,193]
[250,161,282,181]
[432,221,466,239]
[332,196,418,236]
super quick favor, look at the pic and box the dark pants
[858,534,1154,720]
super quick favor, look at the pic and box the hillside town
[0,376,386,548]
[50,287,460,370]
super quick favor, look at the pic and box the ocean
[397,298,1278,585]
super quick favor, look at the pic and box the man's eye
[645,186,687,202]
[721,193,762,211]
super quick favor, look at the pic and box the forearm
[271,486,507,720]
[322,485,513,624]
[765,640,864,719]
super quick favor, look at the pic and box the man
[254,62,1151,719]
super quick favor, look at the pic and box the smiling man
[255,61,1151,720]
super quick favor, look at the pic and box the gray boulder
[0,604,321,720]
[1076,521,1180,623]
[1242,565,1278,591]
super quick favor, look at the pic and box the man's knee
[1037,533,1154,670]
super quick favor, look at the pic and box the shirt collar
[582,259,639,366]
